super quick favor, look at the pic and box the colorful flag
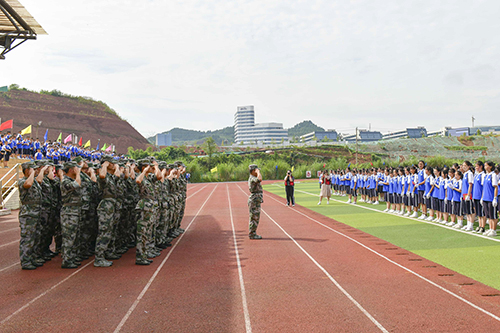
[0,119,13,131]
[78,137,83,146]
[21,125,32,135]
[101,143,107,151]
[57,132,62,142]
[96,140,100,150]
[63,134,72,143]
[105,144,112,152]
[44,129,48,142]
[291,166,294,172]
[210,166,218,173]
[83,140,91,148]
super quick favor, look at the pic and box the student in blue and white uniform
[461,161,474,231]
[403,167,412,216]
[443,168,454,226]
[345,168,353,203]
[451,170,464,229]
[382,169,391,212]
[349,170,358,205]
[435,169,447,224]
[481,161,498,237]
[407,166,419,217]
[420,166,434,220]
[395,168,404,215]
[472,161,486,233]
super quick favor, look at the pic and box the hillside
[288,120,325,137]
[152,120,325,145]
[0,89,149,153]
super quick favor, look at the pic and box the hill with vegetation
[0,85,149,153]
[288,120,325,138]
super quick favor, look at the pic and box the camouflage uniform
[176,175,187,229]
[79,172,93,257]
[136,174,156,261]
[114,174,128,254]
[125,176,139,247]
[38,176,53,259]
[147,173,161,255]
[95,173,117,261]
[60,175,82,266]
[18,176,42,268]
[51,176,63,253]
[248,174,263,236]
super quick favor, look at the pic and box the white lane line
[0,262,18,273]
[0,227,18,234]
[235,185,388,333]
[272,184,500,243]
[0,260,95,325]
[227,185,252,333]
[0,240,18,248]
[265,192,500,323]
[187,184,208,200]
[114,184,219,333]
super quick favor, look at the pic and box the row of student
[326,161,499,237]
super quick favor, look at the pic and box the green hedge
[444,146,488,151]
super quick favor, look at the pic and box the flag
[370,162,373,166]
[96,140,100,150]
[44,129,48,142]
[57,132,62,142]
[291,166,294,172]
[210,166,218,173]
[78,137,82,146]
[101,143,107,151]
[323,163,326,168]
[83,140,91,148]
[21,125,32,135]
[348,163,351,168]
[383,162,385,165]
[0,119,13,131]
[63,134,72,143]
[106,144,112,152]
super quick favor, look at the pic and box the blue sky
[2,0,500,138]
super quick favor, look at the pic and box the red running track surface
[0,182,500,332]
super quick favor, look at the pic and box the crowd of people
[319,160,500,237]
[18,156,188,270]
[1,131,123,167]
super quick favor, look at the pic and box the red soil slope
[0,90,149,153]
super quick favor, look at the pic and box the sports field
[264,180,500,291]
[2,182,500,332]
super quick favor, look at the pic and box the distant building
[234,106,288,144]
[300,131,338,143]
[0,86,7,92]
[446,127,470,137]
[383,127,427,140]
[358,130,383,142]
[155,132,172,146]
[470,126,500,135]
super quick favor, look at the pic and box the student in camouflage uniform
[53,165,64,254]
[146,159,162,258]
[94,156,120,267]
[248,164,263,239]
[60,161,82,269]
[174,161,187,234]
[36,160,56,261]
[135,159,158,265]
[76,157,97,259]
[125,160,139,248]
[18,162,46,269]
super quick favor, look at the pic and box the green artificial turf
[264,182,500,291]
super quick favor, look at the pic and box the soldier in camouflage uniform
[53,165,64,254]
[18,162,46,269]
[125,160,139,248]
[146,159,162,258]
[36,160,56,261]
[76,157,97,259]
[88,163,101,253]
[94,156,120,267]
[111,161,127,257]
[135,159,160,265]
[60,161,83,268]
[248,164,263,239]
[174,161,187,234]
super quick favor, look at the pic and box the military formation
[18,156,188,269]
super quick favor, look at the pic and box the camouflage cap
[63,161,82,170]
[137,159,151,169]
[101,155,115,163]
[167,164,175,169]
[54,165,63,171]
[87,162,94,168]
[158,161,167,170]
[34,160,46,167]
[73,156,83,163]
[21,161,36,170]
[249,164,259,171]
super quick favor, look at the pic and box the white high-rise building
[234,106,288,144]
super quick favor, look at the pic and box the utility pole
[472,116,475,128]
[355,127,358,165]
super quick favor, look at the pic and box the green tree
[203,136,218,168]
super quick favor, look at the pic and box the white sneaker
[426,216,434,221]
[327,200,330,205]
[488,230,497,237]
[399,211,404,215]
[418,215,426,220]
[352,202,357,205]
[432,218,439,222]
[404,212,410,217]
[317,202,321,205]
[461,225,469,230]
[439,220,447,225]
[453,223,463,229]
[388,209,394,213]
[347,199,351,204]
[373,201,379,205]
[483,229,492,236]
[410,212,418,218]
[446,222,455,227]
[383,208,389,212]
[465,226,474,232]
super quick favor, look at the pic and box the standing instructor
[248,164,263,239]
[284,170,295,206]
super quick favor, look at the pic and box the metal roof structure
[0,0,46,59]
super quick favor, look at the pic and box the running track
[1,182,500,332]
